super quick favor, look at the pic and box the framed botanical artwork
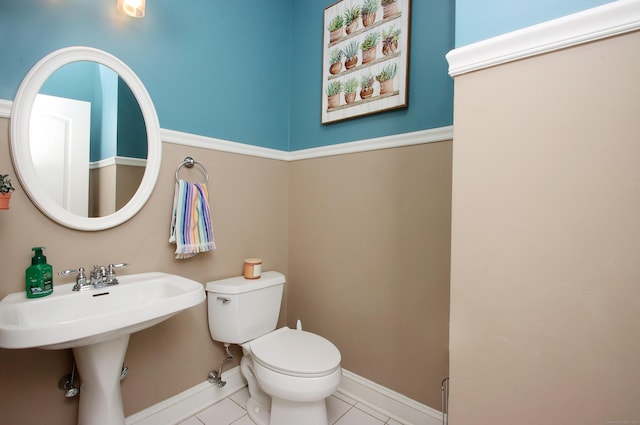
[322,0,411,124]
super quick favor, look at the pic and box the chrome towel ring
[175,156,209,184]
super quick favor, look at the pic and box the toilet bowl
[241,327,341,425]
[205,272,342,425]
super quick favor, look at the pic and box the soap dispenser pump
[26,247,53,298]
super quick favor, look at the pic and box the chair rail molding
[447,0,640,77]
[0,99,11,117]
[2,97,452,160]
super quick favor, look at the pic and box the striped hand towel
[169,179,216,259]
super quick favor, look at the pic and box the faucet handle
[107,263,130,280]
[59,268,80,276]
[59,267,86,279]
[59,267,89,291]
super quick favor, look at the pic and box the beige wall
[116,163,145,211]
[0,119,289,423]
[89,163,145,216]
[289,142,452,409]
[449,31,640,423]
[0,114,451,422]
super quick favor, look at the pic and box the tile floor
[179,387,404,425]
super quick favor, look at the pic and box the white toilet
[206,271,342,425]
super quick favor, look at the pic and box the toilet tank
[205,271,285,344]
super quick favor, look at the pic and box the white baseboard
[125,367,246,425]
[125,367,443,425]
[338,370,444,425]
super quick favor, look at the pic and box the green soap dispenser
[26,247,53,298]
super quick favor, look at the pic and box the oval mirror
[10,46,161,231]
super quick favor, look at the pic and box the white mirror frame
[10,46,161,231]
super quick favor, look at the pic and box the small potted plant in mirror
[0,174,16,210]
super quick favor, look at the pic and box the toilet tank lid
[205,271,285,294]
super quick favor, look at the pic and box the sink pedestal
[73,335,130,425]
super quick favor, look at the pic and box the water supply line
[59,363,80,398]
[120,364,128,381]
[208,343,233,387]
[441,377,449,425]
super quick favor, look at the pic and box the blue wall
[117,79,148,160]
[455,0,615,47]
[0,0,292,151]
[0,1,453,152]
[2,1,609,151]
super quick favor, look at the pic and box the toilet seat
[250,328,341,378]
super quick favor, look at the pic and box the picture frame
[321,0,411,124]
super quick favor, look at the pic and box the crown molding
[447,0,640,77]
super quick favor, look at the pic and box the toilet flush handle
[217,296,231,304]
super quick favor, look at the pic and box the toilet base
[245,393,329,425]
[246,397,271,425]
[270,396,328,425]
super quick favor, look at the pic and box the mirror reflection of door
[30,94,91,216]
[31,61,148,218]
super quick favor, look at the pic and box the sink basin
[0,271,205,349]
[0,271,205,425]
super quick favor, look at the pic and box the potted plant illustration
[360,31,380,65]
[326,80,342,109]
[344,5,361,35]
[327,14,344,43]
[359,72,375,99]
[329,48,344,75]
[375,62,398,95]
[361,0,380,27]
[381,0,400,18]
[0,174,16,210]
[343,78,359,104]
[343,40,360,70]
[382,26,401,56]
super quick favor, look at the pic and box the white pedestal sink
[0,272,205,425]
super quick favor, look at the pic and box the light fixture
[117,0,145,18]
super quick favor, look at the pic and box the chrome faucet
[59,263,130,291]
